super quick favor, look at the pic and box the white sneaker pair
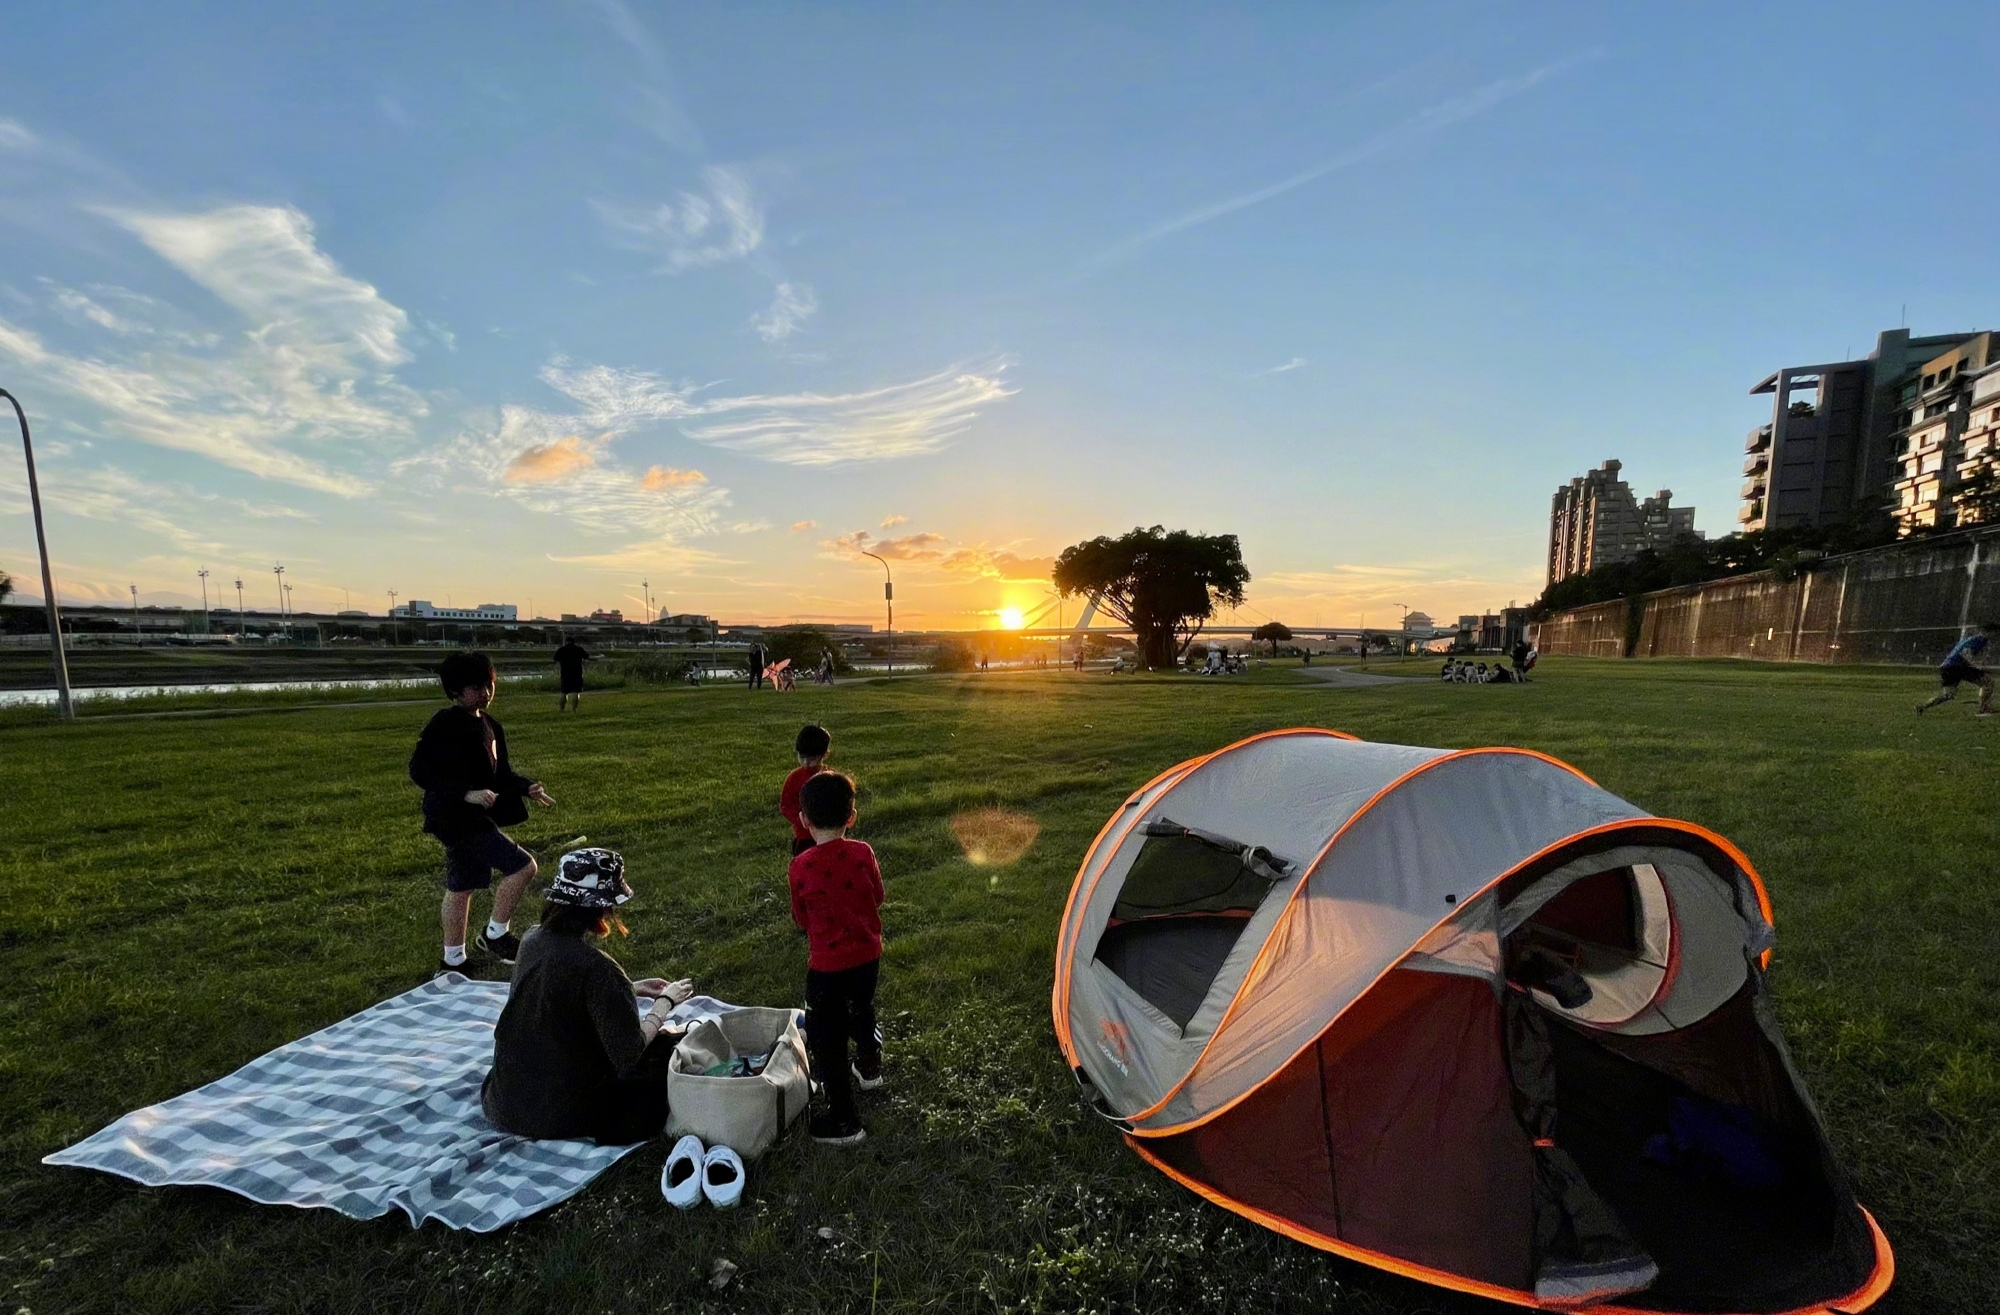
[661,1134,744,1210]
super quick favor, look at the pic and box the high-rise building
[1547,460,1701,585]
[1739,328,1990,533]
[1887,334,2000,531]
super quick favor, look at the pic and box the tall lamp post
[1394,602,1409,659]
[235,578,244,638]
[1,389,75,719]
[860,550,893,676]
[197,567,210,636]
[129,584,139,644]
[388,589,398,647]
[273,564,287,640]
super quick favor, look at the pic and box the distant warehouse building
[1546,460,1700,585]
[392,600,518,622]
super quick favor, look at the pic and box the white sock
[485,918,510,940]
[443,944,468,967]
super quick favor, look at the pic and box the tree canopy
[0,567,12,603]
[1529,514,1900,620]
[1252,620,1292,655]
[1053,526,1249,669]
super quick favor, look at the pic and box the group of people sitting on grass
[1441,640,1537,685]
[408,651,884,1149]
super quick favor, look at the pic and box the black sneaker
[476,929,521,963]
[852,1059,884,1092]
[808,1113,866,1146]
[433,961,468,980]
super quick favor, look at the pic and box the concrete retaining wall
[1534,525,2000,665]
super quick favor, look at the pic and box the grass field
[1,658,1993,1314]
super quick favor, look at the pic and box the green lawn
[0,659,1991,1313]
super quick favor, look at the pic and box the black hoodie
[408,705,535,840]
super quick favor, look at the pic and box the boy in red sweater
[780,724,830,858]
[789,770,883,1145]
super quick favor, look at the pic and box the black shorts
[559,674,585,694]
[443,829,533,892]
[1940,659,1985,688]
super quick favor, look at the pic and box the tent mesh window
[1094,820,1290,1029]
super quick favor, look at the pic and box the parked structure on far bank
[1739,327,2000,535]
[1546,460,1700,585]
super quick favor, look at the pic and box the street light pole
[129,583,138,644]
[198,568,210,635]
[235,578,244,638]
[860,551,893,676]
[1,389,75,719]
[388,589,398,647]
[1394,602,1409,660]
[273,563,287,640]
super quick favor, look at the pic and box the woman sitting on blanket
[481,848,694,1145]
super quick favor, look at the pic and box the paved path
[1293,664,1427,689]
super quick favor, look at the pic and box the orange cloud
[881,513,909,527]
[823,529,947,561]
[640,465,707,490]
[503,435,594,483]
[940,546,1055,583]
[790,519,817,532]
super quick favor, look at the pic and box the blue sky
[4,1,1998,628]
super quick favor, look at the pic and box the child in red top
[788,770,883,1145]
[780,724,830,858]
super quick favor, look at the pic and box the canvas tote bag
[665,1007,809,1159]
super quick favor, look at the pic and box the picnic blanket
[43,973,740,1232]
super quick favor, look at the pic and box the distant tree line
[1529,513,1898,620]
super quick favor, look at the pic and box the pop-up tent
[1053,729,1891,1313]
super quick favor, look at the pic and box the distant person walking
[1919,623,2000,716]
[748,640,768,690]
[552,634,591,711]
[1510,639,1532,683]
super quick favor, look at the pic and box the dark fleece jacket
[408,705,535,840]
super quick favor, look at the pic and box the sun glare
[998,606,1025,629]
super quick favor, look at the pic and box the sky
[4,1,2000,631]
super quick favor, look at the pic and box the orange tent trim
[1127,1137,1894,1315]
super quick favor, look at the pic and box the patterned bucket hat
[545,848,633,910]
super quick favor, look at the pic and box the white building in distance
[393,600,518,622]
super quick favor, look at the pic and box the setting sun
[997,606,1025,629]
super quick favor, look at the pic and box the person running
[408,651,554,975]
[1919,622,2000,716]
[552,633,591,711]
[481,848,696,1144]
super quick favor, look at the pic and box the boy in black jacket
[409,651,554,975]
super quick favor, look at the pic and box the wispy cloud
[681,361,1016,466]
[823,530,947,561]
[818,528,1052,585]
[880,513,908,528]
[789,519,817,532]
[752,281,817,342]
[537,356,1016,467]
[0,203,428,496]
[0,119,36,152]
[641,465,706,489]
[1088,52,1601,269]
[1249,357,1306,378]
[593,165,764,272]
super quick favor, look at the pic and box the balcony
[1741,452,1768,476]
[1738,499,1763,524]
[1740,478,1766,500]
[1744,425,1773,454]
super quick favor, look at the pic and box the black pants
[593,1037,676,1146]
[805,958,881,1122]
[791,836,816,858]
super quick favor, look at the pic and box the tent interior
[1093,820,1292,1029]
[1120,833,1880,1312]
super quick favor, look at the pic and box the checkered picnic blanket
[43,973,739,1232]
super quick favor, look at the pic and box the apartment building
[1547,460,1700,585]
[1739,328,1987,532]
[1887,334,2000,530]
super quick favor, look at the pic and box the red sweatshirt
[788,837,884,972]
[779,764,822,841]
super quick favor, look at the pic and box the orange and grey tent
[1053,729,1891,1313]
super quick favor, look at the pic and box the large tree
[0,567,11,603]
[1252,620,1292,656]
[1054,526,1249,669]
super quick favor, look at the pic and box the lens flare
[998,607,1025,629]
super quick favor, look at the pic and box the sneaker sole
[810,1129,867,1146]
[852,1071,885,1091]
[475,936,518,964]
